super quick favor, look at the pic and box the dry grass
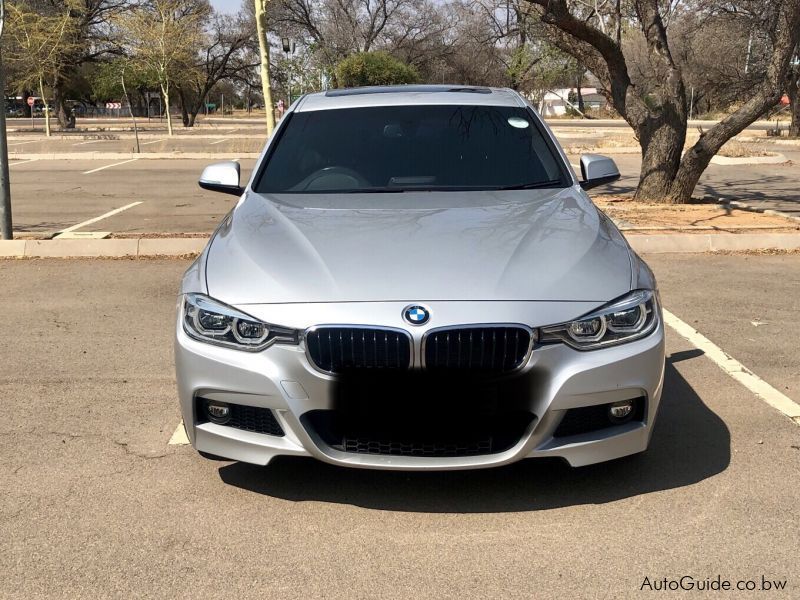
[229,138,263,153]
[592,194,798,232]
[717,141,770,158]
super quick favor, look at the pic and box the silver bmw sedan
[175,85,665,470]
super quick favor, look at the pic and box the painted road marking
[83,158,139,174]
[140,138,166,146]
[209,138,229,145]
[9,158,38,167]
[664,308,800,426]
[57,202,143,234]
[169,420,190,445]
[72,139,107,146]
[8,140,39,146]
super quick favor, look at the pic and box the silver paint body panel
[175,86,666,470]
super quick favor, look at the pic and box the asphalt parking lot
[9,158,255,234]
[1,255,798,598]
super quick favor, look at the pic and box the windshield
[255,105,568,193]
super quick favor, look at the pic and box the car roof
[294,85,526,112]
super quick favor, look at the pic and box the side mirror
[579,154,620,190]
[199,161,242,196]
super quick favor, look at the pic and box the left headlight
[540,289,659,350]
[182,293,298,352]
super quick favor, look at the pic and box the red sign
[27,97,35,107]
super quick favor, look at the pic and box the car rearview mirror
[579,154,620,190]
[199,161,242,196]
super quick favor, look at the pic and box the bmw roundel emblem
[403,305,430,326]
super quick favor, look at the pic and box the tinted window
[255,105,567,193]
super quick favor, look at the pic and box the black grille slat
[197,399,285,437]
[343,436,492,457]
[228,405,285,436]
[307,327,411,373]
[425,326,531,372]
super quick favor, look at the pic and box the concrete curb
[564,146,641,154]
[11,152,263,160]
[1,238,207,257]
[10,152,262,160]
[716,198,800,224]
[3,233,800,257]
[627,233,800,253]
[8,133,264,142]
[709,153,788,166]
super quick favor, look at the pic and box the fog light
[608,400,634,422]
[205,400,231,424]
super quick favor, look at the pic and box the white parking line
[209,138,229,145]
[9,158,38,167]
[72,139,107,146]
[169,420,190,445]
[83,158,139,174]
[8,140,39,146]
[57,202,143,234]
[140,138,166,146]
[664,309,800,425]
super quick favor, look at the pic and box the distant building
[540,88,607,116]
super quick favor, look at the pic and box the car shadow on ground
[218,353,729,513]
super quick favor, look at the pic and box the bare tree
[176,12,258,127]
[274,0,431,74]
[526,0,800,202]
[16,0,128,129]
[120,0,210,136]
[4,1,78,136]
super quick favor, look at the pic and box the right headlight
[182,293,298,352]
[539,289,659,350]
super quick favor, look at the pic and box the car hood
[205,188,633,304]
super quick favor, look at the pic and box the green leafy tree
[88,59,157,102]
[335,51,419,88]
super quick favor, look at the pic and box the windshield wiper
[496,179,562,190]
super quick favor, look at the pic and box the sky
[210,0,240,14]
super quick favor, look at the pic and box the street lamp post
[281,38,296,107]
[0,0,13,240]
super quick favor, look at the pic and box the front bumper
[175,307,665,470]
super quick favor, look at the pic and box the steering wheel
[292,166,370,191]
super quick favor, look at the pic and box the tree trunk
[254,0,276,135]
[575,74,585,113]
[632,113,687,201]
[38,78,51,137]
[789,68,799,137]
[161,82,173,136]
[121,72,140,154]
[52,76,70,129]
[177,88,191,127]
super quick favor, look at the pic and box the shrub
[335,52,419,88]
